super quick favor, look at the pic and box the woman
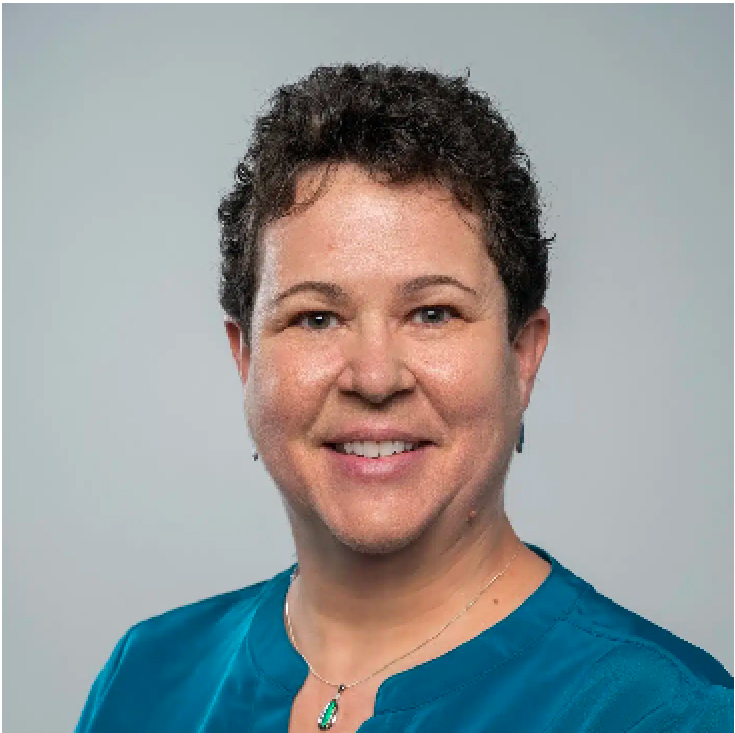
[75,64,733,732]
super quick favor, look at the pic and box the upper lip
[324,427,434,445]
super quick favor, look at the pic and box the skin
[226,162,551,731]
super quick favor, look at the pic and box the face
[227,163,548,557]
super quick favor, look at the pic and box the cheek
[415,334,512,424]
[244,341,340,437]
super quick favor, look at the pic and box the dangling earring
[252,450,259,461]
[515,419,525,454]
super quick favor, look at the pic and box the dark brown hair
[218,63,552,345]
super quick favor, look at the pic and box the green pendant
[317,685,345,730]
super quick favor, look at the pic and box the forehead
[258,163,497,296]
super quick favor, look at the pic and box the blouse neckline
[247,544,586,712]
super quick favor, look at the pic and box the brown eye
[411,306,458,325]
[293,311,339,330]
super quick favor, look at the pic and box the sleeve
[74,628,134,733]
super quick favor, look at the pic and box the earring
[515,420,525,454]
[252,450,259,461]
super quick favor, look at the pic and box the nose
[336,319,416,404]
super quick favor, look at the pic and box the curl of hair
[218,63,552,345]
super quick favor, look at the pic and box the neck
[285,505,530,681]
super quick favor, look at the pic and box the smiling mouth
[326,441,432,458]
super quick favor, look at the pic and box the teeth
[338,440,416,458]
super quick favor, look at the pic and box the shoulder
[567,582,732,688]
[546,561,733,731]
[546,632,734,731]
[74,568,291,732]
[126,573,276,648]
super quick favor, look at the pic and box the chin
[321,501,442,557]
[330,527,420,556]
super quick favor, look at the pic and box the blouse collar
[247,544,586,711]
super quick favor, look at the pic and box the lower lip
[324,444,432,480]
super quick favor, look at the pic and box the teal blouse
[75,545,733,731]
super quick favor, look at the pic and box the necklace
[284,542,523,730]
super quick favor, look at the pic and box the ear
[224,316,251,386]
[512,306,550,412]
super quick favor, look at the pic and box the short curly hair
[218,63,552,346]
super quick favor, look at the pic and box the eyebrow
[269,274,478,309]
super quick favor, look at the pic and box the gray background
[4,4,732,731]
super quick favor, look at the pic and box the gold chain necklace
[284,543,523,730]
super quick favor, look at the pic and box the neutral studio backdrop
[4,5,733,731]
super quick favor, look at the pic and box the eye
[292,311,340,330]
[411,305,459,326]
